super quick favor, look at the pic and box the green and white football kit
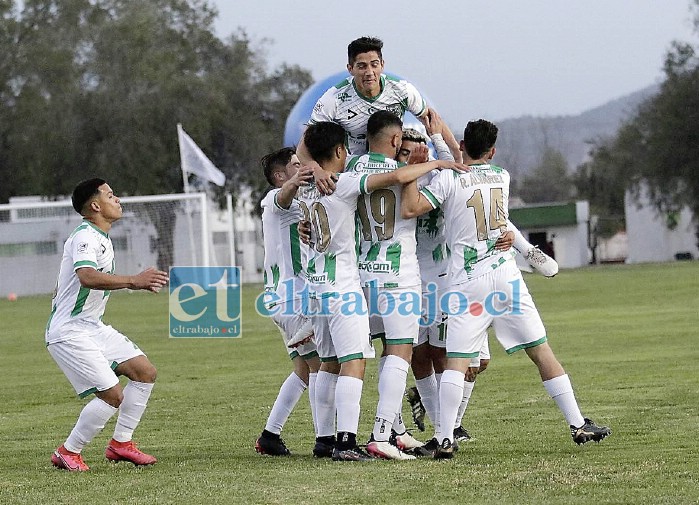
[309,74,427,156]
[46,221,144,397]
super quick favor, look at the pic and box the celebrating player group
[256,36,611,461]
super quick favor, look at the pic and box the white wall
[625,186,698,263]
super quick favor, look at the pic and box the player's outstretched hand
[495,230,515,251]
[425,109,445,136]
[407,144,429,164]
[290,165,314,187]
[312,164,338,195]
[133,267,169,293]
[437,161,470,173]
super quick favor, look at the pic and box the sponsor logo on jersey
[358,261,391,273]
[78,242,88,253]
[313,102,324,114]
[384,104,403,116]
[307,272,329,284]
[337,92,351,102]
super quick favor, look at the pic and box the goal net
[0,192,228,297]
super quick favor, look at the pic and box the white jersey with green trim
[420,164,517,284]
[261,188,308,307]
[347,152,420,288]
[415,170,450,284]
[46,220,115,343]
[297,172,369,295]
[309,74,427,156]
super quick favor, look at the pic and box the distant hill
[491,85,660,178]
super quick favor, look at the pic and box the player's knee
[465,367,479,382]
[98,387,124,408]
[139,363,157,383]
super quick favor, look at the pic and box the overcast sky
[211,1,696,124]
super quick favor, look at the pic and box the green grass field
[1,262,698,504]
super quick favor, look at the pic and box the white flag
[177,124,226,187]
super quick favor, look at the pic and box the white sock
[336,375,363,436]
[437,370,464,443]
[264,373,307,435]
[65,397,118,453]
[454,380,476,428]
[314,371,338,438]
[392,411,408,435]
[308,372,318,436]
[416,374,440,429]
[511,225,533,254]
[543,374,585,427]
[113,381,154,442]
[372,355,409,441]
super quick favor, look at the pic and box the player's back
[348,152,420,289]
[297,172,369,294]
[425,164,516,284]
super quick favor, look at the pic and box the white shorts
[469,334,490,367]
[272,302,318,359]
[311,294,375,363]
[46,322,145,398]
[417,273,449,348]
[363,286,421,346]
[445,261,547,358]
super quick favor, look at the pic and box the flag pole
[177,123,198,264]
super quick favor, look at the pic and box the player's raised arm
[276,165,314,209]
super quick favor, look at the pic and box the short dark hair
[261,147,295,186]
[462,120,498,159]
[304,122,346,163]
[72,178,106,215]
[401,128,428,144]
[367,110,402,142]
[348,36,383,65]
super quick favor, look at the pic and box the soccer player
[399,115,556,444]
[298,121,466,461]
[46,178,169,471]
[402,120,611,459]
[296,36,433,195]
[256,148,320,456]
[346,110,428,459]
[397,118,498,453]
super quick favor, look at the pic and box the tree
[0,0,312,202]
[517,147,573,204]
[579,0,699,244]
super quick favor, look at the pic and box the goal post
[0,192,226,297]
